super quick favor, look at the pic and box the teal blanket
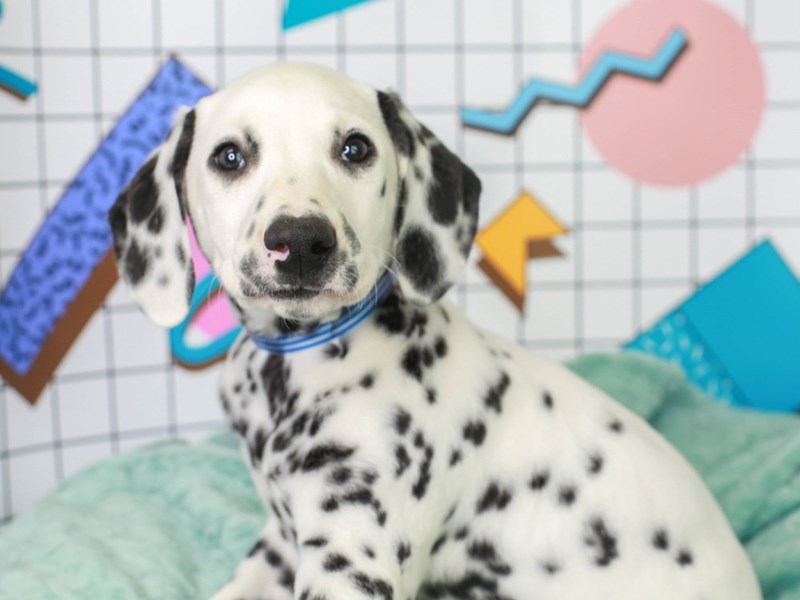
[1,353,798,599]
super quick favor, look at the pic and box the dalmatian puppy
[108,63,761,600]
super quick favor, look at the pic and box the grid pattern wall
[1,0,799,524]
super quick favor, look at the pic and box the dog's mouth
[267,286,328,301]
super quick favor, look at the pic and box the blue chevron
[461,28,688,135]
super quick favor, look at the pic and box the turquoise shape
[169,274,243,367]
[0,0,38,99]
[628,240,800,412]
[283,0,376,30]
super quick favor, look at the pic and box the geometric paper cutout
[581,0,765,187]
[627,240,800,412]
[0,1,37,100]
[461,28,687,135]
[475,190,568,311]
[283,0,378,30]
[0,59,212,403]
[168,224,242,369]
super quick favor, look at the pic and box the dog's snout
[264,215,337,280]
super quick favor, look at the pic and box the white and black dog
[109,63,761,600]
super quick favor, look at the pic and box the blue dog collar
[249,273,395,354]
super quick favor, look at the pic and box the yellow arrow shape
[475,190,568,310]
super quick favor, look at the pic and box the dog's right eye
[213,144,246,172]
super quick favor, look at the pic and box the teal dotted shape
[628,241,800,413]
[627,310,741,406]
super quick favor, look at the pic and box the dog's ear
[108,107,197,327]
[377,91,481,306]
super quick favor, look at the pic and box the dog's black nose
[264,215,337,282]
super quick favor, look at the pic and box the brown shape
[478,239,564,313]
[0,249,119,404]
[0,82,31,102]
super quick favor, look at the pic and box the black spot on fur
[484,371,510,413]
[127,157,158,224]
[542,391,553,410]
[124,239,149,285]
[108,201,128,258]
[588,453,604,475]
[454,526,469,540]
[342,215,361,254]
[170,109,196,213]
[279,568,295,590]
[609,419,624,434]
[303,537,328,548]
[350,571,394,600]
[401,346,423,382]
[431,534,447,555]
[322,497,339,512]
[394,409,412,435]
[420,571,498,600]
[412,445,433,499]
[449,449,462,466]
[584,517,619,567]
[146,205,164,234]
[393,177,407,235]
[477,482,512,513]
[541,561,561,575]
[342,488,374,506]
[395,444,411,477]
[301,444,355,471]
[249,428,268,466]
[323,553,350,571]
[425,387,437,404]
[396,541,411,566]
[463,421,486,446]
[397,226,443,296]
[468,540,512,576]
[377,91,415,158]
[652,529,669,550]
[380,179,387,197]
[434,337,448,358]
[331,466,352,485]
[324,339,350,360]
[265,548,283,567]
[363,545,375,559]
[426,144,462,226]
[676,549,694,567]
[375,293,407,334]
[558,485,577,506]
[360,373,375,389]
[247,539,266,557]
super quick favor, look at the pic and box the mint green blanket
[1,353,798,599]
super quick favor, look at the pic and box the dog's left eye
[213,144,246,172]
[341,134,372,163]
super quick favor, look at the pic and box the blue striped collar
[249,273,395,354]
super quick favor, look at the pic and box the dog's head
[109,63,481,329]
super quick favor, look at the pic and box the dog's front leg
[211,518,297,600]
[292,526,399,600]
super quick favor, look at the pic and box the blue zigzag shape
[0,0,38,99]
[461,28,688,135]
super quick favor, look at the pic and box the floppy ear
[377,91,481,306]
[108,107,197,327]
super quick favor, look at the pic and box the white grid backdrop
[1,0,799,523]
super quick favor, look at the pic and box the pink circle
[580,0,765,187]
